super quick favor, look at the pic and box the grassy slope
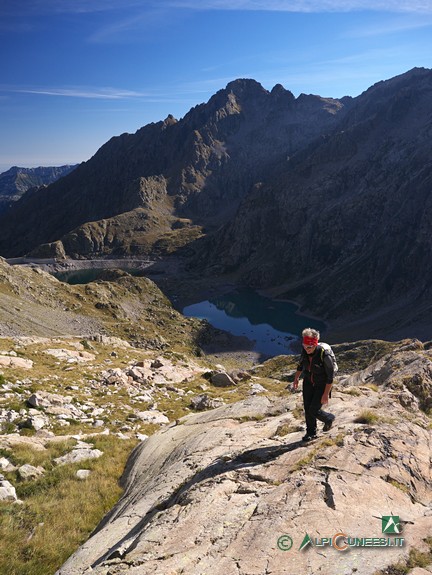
[0,258,428,575]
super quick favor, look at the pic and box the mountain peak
[225,78,268,97]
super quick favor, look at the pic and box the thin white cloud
[88,7,173,43]
[12,87,148,100]
[3,84,200,108]
[4,0,432,46]
[165,0,432,13]
[346,15,432,37]
[7,0,432,14]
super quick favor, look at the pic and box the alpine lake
[55,269,325,357]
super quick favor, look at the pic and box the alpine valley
[0,68,431,575]
[2,67,432,340]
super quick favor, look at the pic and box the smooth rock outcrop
[54,442,103,466]
[55,365,432,575]
[0,355,33,369]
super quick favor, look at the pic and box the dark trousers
[302,380,333,435]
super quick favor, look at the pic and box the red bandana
[303,336,318,347]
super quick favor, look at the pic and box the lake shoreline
[10,256,329,357]
[8,256,426,348]
[182,287,325,357]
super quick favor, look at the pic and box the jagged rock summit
[198,67,432,338]
[56,342,432,575]
[1,68,432,338]
[0,77,346,259]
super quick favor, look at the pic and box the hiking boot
[323,416,335,432]
[302,433,317,442]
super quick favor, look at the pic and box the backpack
[318,342,339,374]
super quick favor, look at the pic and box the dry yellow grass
[0,435,137,575]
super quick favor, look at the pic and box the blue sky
[1,0,432,173]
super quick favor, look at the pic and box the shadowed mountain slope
[0,79,346,258]
[195,67,432,335]
[1,68,432,336]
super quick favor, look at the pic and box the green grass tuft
[354,410,380,424]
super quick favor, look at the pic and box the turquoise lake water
[53,269,325,356]
[54,268,144,284]
[183,288,326,356]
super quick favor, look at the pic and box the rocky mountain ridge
[0,165,77,214]
[0,79,347,258]
[0,68,432,339]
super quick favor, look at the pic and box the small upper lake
[183,288,326,356]
[54,268,145,285]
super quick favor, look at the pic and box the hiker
[292,328,335,442]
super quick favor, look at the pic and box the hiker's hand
[292,379,299,391]
[321,393,329,405]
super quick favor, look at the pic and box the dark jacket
[297,345,334,386]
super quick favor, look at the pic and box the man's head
[302,328,320,354]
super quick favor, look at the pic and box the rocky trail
[53,340,432,575]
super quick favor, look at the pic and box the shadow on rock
[91,438,304,569]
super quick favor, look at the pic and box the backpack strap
[317,344,326,362]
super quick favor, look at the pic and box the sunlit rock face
[56,341,432,575]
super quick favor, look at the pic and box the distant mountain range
[0,67,431,338]
[0,165,77,214]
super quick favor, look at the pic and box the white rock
[56,420,71,426]
[134,393,154,403]
[136,433,149,442]
[0,409,19,422]
[54,448,103,466]
[0,479,17,501]
[249,383,267,395]
[0,356,33,369]
[28,391,72,409]
[28,413,50,431]
[0,457,15,472]
[44,349,95,363]
[17,464,45,480]
[136,411,169,425]
[76,470,91,480]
